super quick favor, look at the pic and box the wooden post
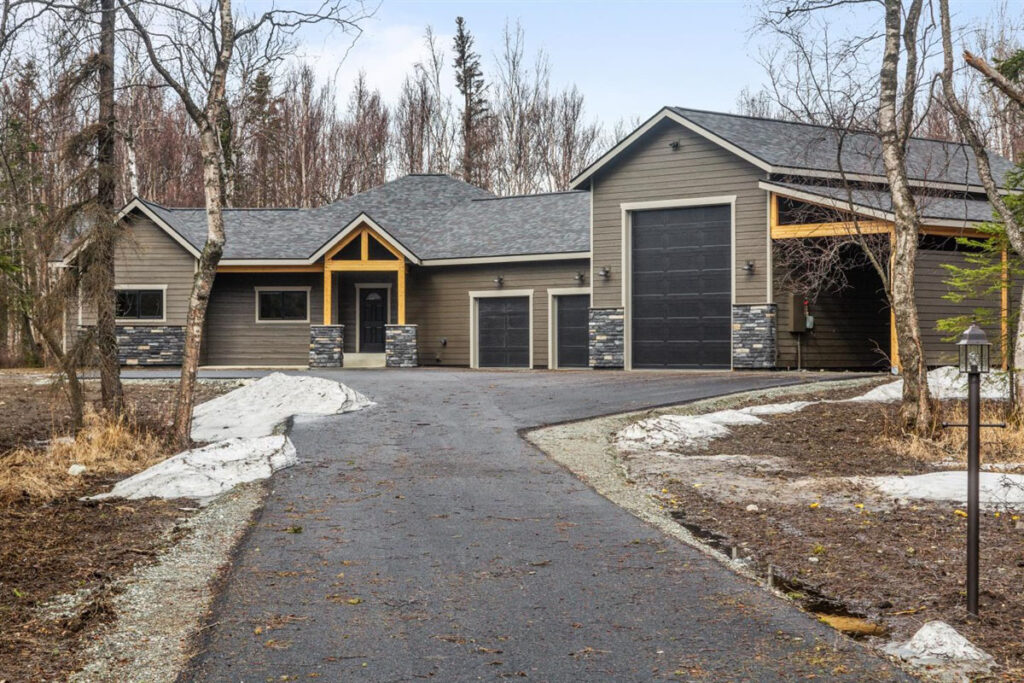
[1002,248,1009,371]
[397,263,406,325]
[889,230,900,372]
[323,268,332,325]
[360,229,369,261]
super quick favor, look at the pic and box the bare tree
[757,0,935,433]
[542,85,600,191]
[118,0,368,448]
[938,0,1024,406]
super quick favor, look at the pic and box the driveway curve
[183,368,906,681]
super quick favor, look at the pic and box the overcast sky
[292,0,1018,130]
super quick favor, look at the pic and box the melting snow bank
[885,621,994,676]
[89,436,297,505]
[191,372,373,442]
[616,402,811,451]
[853,366,1009,402]
[861,471,1024,507]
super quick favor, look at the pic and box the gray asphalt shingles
[181,368,907,682]
[139,175,589,262]
[765,180,996,223]
[674,107,1017,188]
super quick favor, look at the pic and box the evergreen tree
[453,16,490,188]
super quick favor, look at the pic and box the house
[65,107,1015,371]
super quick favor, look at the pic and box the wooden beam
[1002,248,1010,371]
[769,192,779,233]
[771,220,891,239]
[360,230,369,261]
[918,225,989,239]
[323,269,332,325]
[219,264,322,273]
[397,264,406,324]
[325,260,405,272]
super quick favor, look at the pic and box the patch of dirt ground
[533,379,1024,680]
[0,376,235,680]
[643,395,1024,678]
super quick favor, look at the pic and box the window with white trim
[256,288,309,322]
[115,288,164,320]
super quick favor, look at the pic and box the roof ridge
[673,106,978,148]
[472,190,586,202]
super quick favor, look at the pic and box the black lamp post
[957,323,991,617]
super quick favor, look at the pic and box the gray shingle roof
[764,180,996,224]
[417,191,590,260]
[672,107,1016,188]
[137,175,590,262]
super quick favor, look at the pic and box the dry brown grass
[0,409,168,504]
[881,399,1024,467]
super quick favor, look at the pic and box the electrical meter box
[787,293,807,333]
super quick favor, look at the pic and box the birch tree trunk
[95,0,124,415]
[878,0,933,435]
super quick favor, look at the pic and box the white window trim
[114,284,167,324]
[254,286,311,324]
[353,282,393,352]
[547,287,591,370]
[468,289,534,370]
[620,196,737,371]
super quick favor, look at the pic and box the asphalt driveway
[181,368,906,681]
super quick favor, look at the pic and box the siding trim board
[468,289,535,369]
[620,196,737,371]
[547,287,592,370]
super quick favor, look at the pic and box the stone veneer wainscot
[588,308,625,369]
[309,325,344,367]
[115,325,186,366]
[731,304,777,369]
[385,324,418,368]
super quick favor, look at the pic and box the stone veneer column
[385,324,418,368]
[731,304,777,369]
[309,325,344,367]
[588,308,625,369]
[115,326,186,366]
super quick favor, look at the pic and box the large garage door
[478,297,530,368]
[556,294,589,368]
[631,205,731,369]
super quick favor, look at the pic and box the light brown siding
[590,119,768,309]
[775,264,890,370]
[202,273,323,366]
[916,248,1001,366]
[406,260,589,368]
[83,215,195,325]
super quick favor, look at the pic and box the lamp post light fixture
[957,323,991,617]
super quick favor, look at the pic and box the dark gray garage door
[478,297,530,368]
[631,205,731,369]
[556,294,589,368]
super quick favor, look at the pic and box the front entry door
[359,288,387,352]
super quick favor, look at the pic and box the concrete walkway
[180,368,906,681]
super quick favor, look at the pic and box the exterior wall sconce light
[493,276,504,288]
[599,266,612,279]
[574,271,586,284]
[743,260,755,273]
[440,338,447,347]
[669,140,681,151]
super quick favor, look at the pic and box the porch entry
[358,287,388,352]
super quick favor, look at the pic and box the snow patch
[617,410,764,451]
[852,366,1009,403]
[885,621,994,671]
[191,372,373,442]
[862,471,1024,507]
[740,401,814,416]
[89,436,297,505]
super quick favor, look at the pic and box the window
[115,288,164,320]
[256,288,309,323]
